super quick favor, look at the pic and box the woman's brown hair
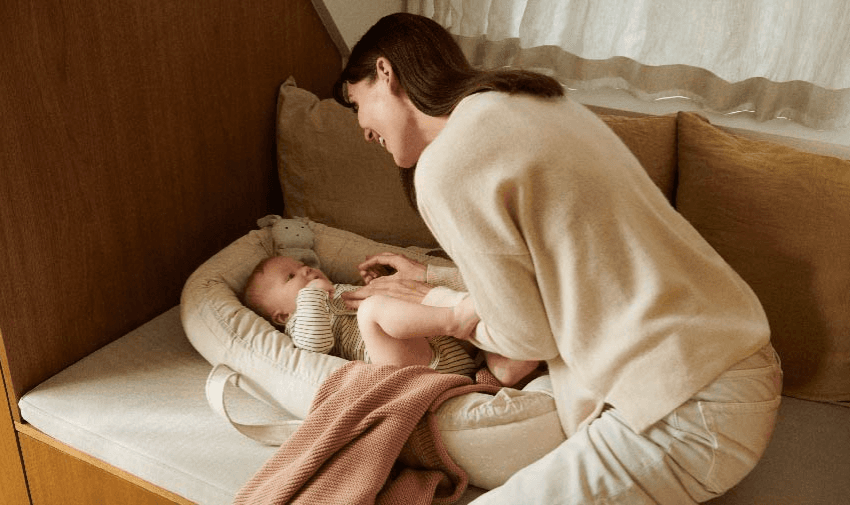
[333,13,564,207]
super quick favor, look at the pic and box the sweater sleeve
[421,284,541,359]
[426,264,467,291]
[415,106,560,361]
[463,253,560,360]
[285,287,335,354]
[423,264,469,307]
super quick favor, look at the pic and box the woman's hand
[357,252,427,285]
[341,277,433,309]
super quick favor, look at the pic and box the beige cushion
[676,111,850,405]
[275,78,438,248]
[20,308,281,505]
[600,114,678,204]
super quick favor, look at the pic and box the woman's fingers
[357,252,427,283]
[360,263,396,284]
[341,277,433,309]
[340,287,369,309]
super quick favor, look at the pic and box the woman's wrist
[451,296,480,341]
[422,285,467,307]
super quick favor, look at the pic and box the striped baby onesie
[285,285,477,376]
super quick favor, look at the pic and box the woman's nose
[363,129,376,143]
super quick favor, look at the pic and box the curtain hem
[456,35,850,131]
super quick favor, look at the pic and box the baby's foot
[484,352,541,388]
[451,295,480,341]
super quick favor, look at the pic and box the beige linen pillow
[599,114,678,205]
[276,78,438,248]
[676,111,850,405]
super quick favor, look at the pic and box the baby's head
[243,256,331,326]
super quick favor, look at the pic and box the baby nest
[180,217,566,489]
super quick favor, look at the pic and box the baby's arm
[285,286,334,354]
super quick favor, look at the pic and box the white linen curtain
[406,0,850,130]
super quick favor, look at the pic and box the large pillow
[276,78,438,248]
[676,111,850,405]
[599,114,678,204]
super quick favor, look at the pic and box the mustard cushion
[676,111,850,405]
[600,114,678,204]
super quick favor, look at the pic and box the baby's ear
[271,311,289,327]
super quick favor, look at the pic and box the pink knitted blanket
[234,361,499,505]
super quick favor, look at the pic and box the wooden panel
[0,0,341,403]
[0,358,29,505]
[19,427,190,505]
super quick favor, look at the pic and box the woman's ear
[375,57,400,92]
[375,57,392,80]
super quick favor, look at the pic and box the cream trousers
[471,343,782,504]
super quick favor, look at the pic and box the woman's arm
[340,277,432,309]
[426,264,467,292]
[357,252,468,291]
[413,94,561,361]
[343,253,468,309]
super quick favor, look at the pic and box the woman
[337,13,781,504]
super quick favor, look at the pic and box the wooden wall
[0,0,342,414]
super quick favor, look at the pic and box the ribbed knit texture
[415,91,770,435]
[233,361,499,505]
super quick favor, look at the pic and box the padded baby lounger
[181,217,567,489]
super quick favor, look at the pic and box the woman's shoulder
[457,90,573,115]
[449,91,593,142]
[452,91,530,122]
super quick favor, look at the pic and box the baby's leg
[484,351,540,387]
[357,295,439,367]
[359,294,460,339]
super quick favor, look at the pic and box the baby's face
[257,257,330,320]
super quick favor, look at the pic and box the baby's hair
[242,257,279,326]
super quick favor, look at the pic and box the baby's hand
[306,278,334,296]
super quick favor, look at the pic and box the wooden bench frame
[0,1,341,502]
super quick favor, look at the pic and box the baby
[242,256,480,376]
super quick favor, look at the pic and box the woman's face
[346,58,428,169]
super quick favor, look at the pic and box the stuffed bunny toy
[257,215,321,269]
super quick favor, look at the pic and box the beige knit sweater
[416,91,770,436]
[234,361,498,505]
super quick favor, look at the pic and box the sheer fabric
[407,0,850,130]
